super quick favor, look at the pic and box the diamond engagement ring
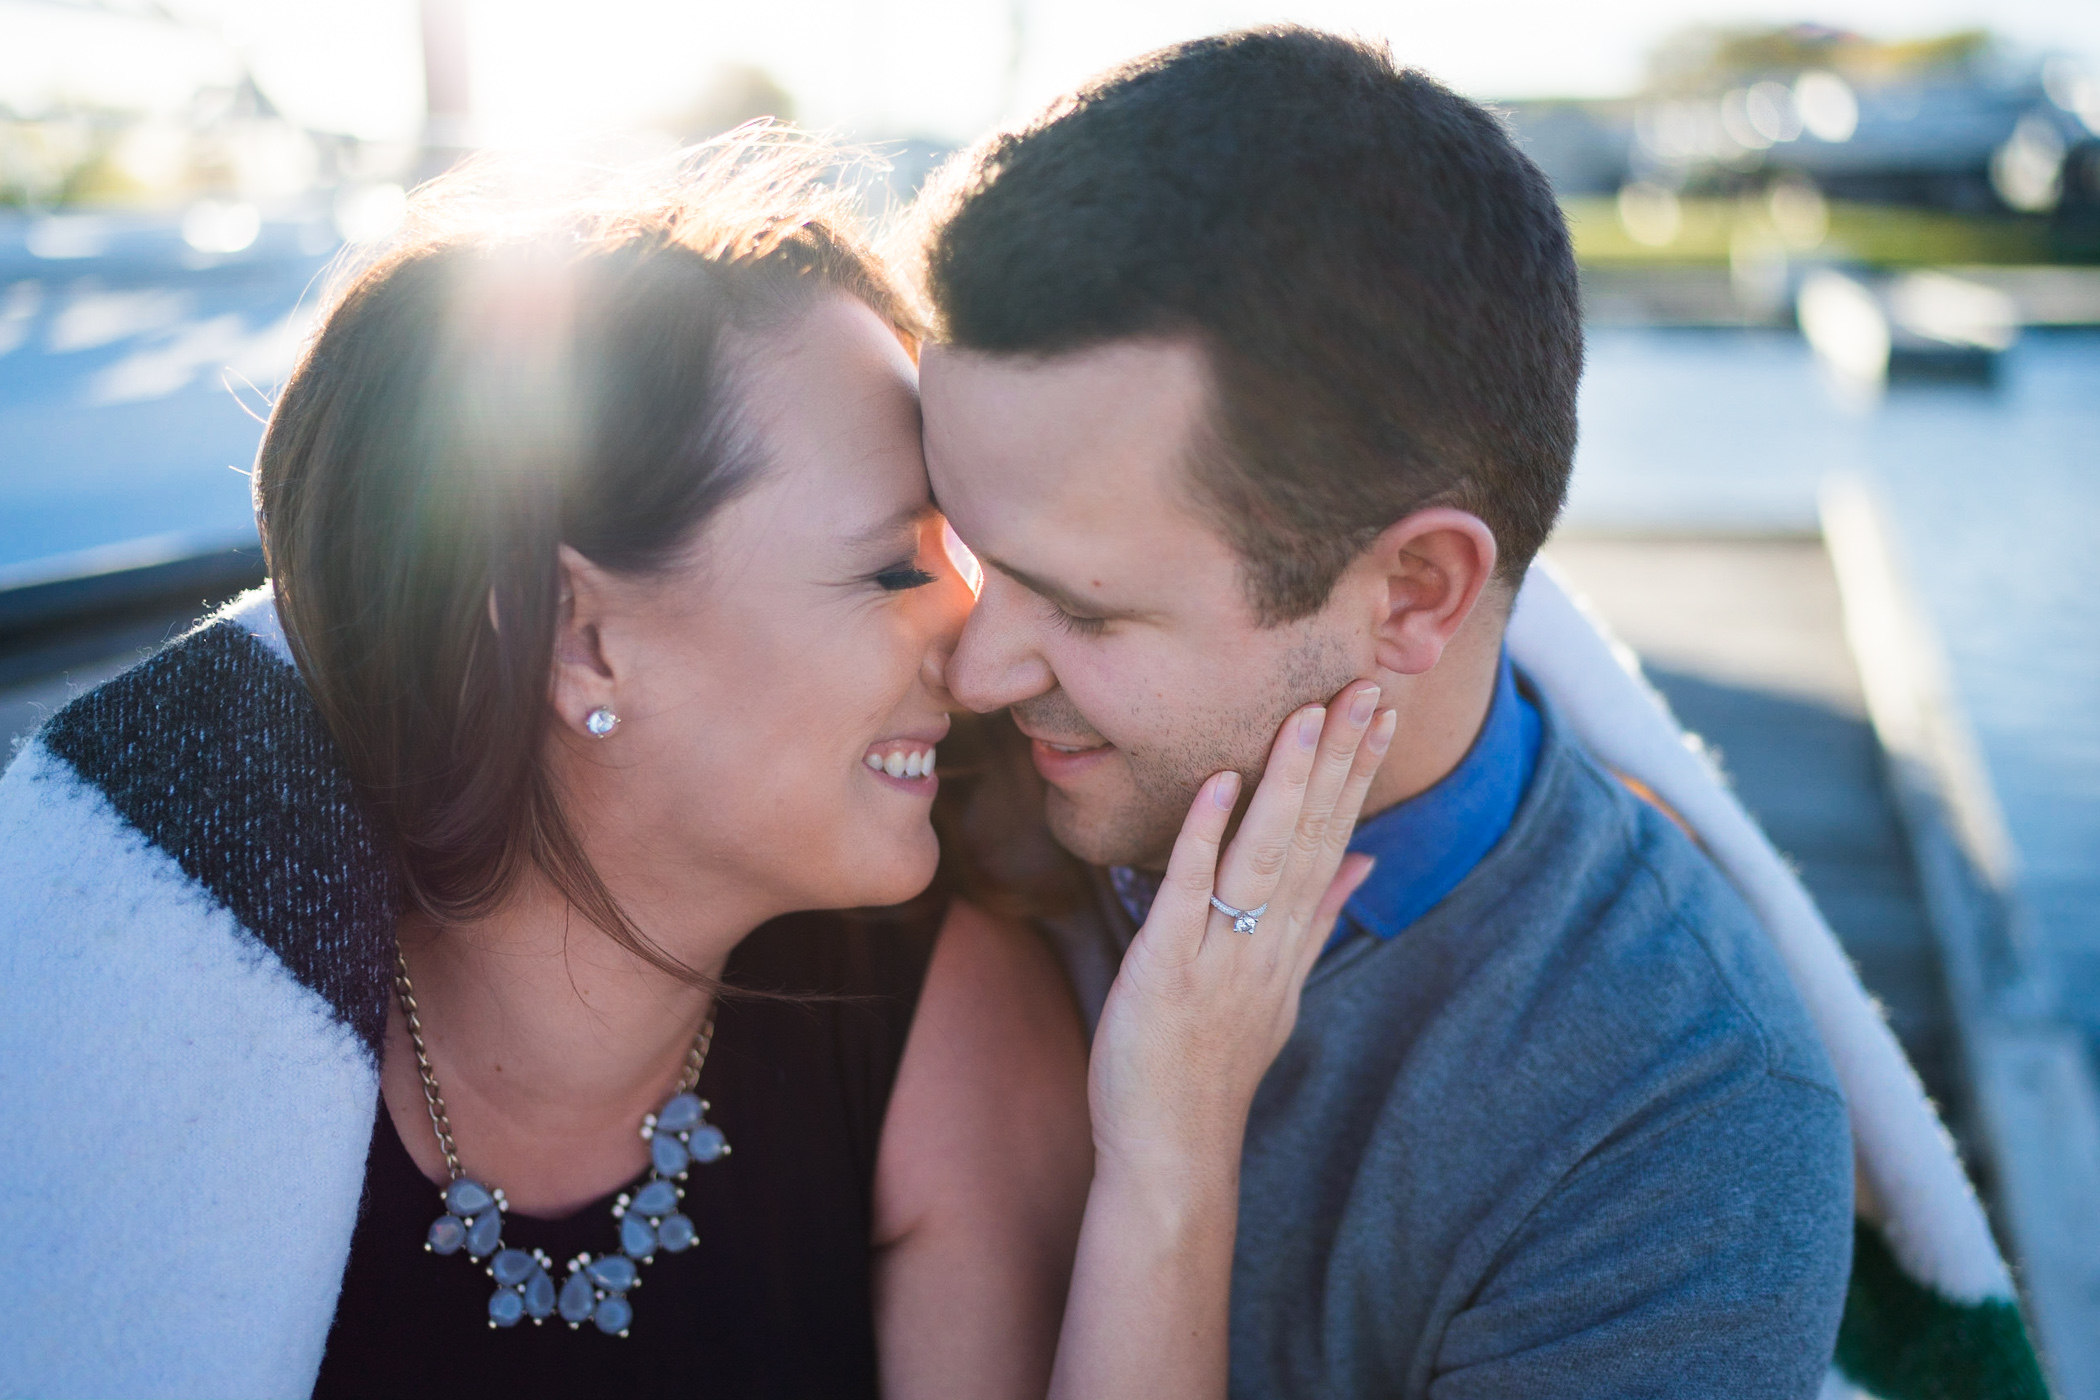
[1210,894,1269,935]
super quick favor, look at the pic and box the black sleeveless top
[314,904,941,1399]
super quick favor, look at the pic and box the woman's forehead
[731,300,928,534]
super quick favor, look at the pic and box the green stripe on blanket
[1836,1220,2048,1400]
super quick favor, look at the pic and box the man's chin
[1043,785,1177,871]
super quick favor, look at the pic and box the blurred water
[0,221,326,580]
[1570,326,2100,1028]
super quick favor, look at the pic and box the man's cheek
[1058,650,1178,747]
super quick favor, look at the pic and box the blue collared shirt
[1335,650,1541,949]
[1108,651,1541,949]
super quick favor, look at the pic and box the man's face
[922,337,1363,870]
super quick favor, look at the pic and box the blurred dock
[1549,511,2100,1399]
[1580,262,2100,328]
[0,586,241,753]
[1545,533,1966,1122]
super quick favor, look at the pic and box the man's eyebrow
[985,555,1120,618]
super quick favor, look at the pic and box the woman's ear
[550,543,619,733]
[1362,507,1498,677]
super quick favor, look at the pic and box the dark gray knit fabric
[1230,699,1853,1399]
[40,621,399,1058]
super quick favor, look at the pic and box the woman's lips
[864,737,940,794]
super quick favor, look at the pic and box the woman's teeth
[865,745,937,780]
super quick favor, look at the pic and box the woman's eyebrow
[843,502,938,551]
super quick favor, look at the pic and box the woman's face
[553,295,977,926]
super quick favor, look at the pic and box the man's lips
[1019,729,1115,783]
[1029,734,1108,755]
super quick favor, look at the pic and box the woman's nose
[920,535,978,706]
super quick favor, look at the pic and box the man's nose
[946,575,1058,715]
[918,559,978,708]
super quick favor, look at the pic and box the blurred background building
[2,0,2096,1392]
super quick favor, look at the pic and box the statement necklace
[394,951,732,1337]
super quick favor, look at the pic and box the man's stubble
[1017,627,1360,871]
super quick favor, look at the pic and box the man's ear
[1360,507,1497,677]
[549,543,620,735]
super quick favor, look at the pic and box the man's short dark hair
[919,26,1582,623]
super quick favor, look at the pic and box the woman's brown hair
[257,133,923,981]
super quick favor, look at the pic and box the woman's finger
[1208,703,1326,917]
[1292,683,1380,850]
[1281,683,1382,886]
[1317,706,1396,865]
[1279,711,1393,979]
[1143,769,1243,961]
[1297,852,1378,980]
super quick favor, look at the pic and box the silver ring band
[1210,894,1269,935]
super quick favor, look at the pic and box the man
[917,27,1854,1397]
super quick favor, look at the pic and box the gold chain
[392,947,717,1183]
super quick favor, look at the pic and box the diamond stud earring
[585,707,620,738]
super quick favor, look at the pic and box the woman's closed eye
[874,563,940,592]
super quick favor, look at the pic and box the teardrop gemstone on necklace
[524,1267,557,1320]
[594,1294,634,1336]
[491,1249,536,1287]
[446,1179,494,1217]
[558,1270,596,1325]
[656,1093,704,1133]
[587,1255,638,1292]
[427,1214,467,1255]
[650,1133,690,1177]
[689,1123,729,1164]
[620,1213,657,1259]
[488,1287,526,1328]
[465,1209,502,1258]
[631,1179,679,1218]
[656,1213,696,1253]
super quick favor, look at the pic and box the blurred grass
[1564,195,2056,267]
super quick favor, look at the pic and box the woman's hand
[1088,681,1392,1179]
[1049,681,1392,1400]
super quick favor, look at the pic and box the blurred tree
[1645,24,1993,96]
[661,66,796,144]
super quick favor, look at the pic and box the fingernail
[1298,707,1325,748]
[1349,685,1379,726]
[1367,709,1397,754]
[1212,771,1242,809]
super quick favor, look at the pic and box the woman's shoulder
[868,896,1091,1309]
[887,897,1088,1144]
[918,898,1074,1020]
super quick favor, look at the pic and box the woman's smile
[863,726,949,791]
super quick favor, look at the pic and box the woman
[0,139,1379,1399]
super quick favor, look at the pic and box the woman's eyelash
[874,565,939,592]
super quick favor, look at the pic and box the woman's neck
[381,873,751,1217]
